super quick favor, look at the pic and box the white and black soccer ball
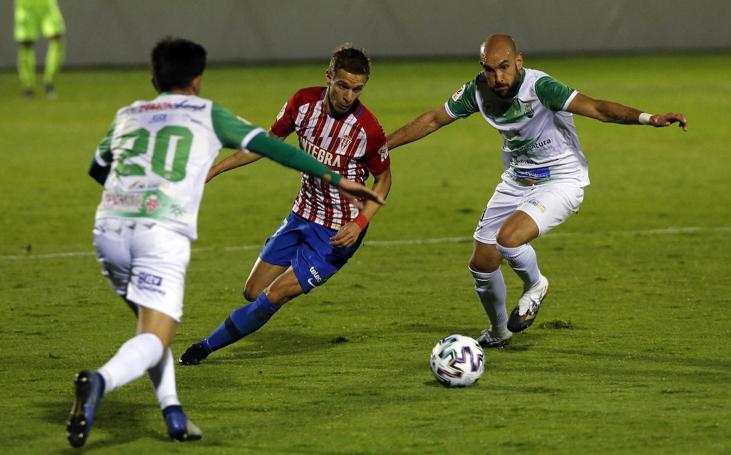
[430,334,485,387]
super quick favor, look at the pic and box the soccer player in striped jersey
[65,37,383,448]
[386,34,687,348]
[179,44,391,365]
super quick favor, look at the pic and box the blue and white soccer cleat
[163,405,203,441]
[508,274,549,333]
[66,370,105,448]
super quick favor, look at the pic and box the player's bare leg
[495,210,549,332]
[243,258,288,301]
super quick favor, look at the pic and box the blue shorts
[259,212,366,293]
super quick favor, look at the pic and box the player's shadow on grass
[40,397,169,453]
[180,329,369,363]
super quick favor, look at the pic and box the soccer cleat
[163,405,203,442]
[508,274,549,333]
[477,327,512,348]
[179,341,212,365]
[66,370,105,448]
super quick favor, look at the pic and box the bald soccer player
[386,34,687,348]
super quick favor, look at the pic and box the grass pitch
[1,54,730,454]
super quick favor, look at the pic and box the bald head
[480,34,518,64]
[478,34,524,97]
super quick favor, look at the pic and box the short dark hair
[327,44,370,77]
[151,37,207,92]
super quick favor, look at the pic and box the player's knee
[242,284,258,302]
[468,251,501,273]
[496,229,523,248]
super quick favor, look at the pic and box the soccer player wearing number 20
[66,37,384,448]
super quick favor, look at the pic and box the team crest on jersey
[144,194,160,214]
[451,84,466,102]
[339,134,353,151]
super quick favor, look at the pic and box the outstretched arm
[206,151,262,183]
[567,93,687,131]
[207,131,287,183]
[386,105,457,150]
[330,167,392,248]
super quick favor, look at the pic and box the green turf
[1,54,730,454]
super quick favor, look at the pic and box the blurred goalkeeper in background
[65,37,383,448]
[386,34,687,348]
[14,0,65,98]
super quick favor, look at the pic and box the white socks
[98,333,164,393]
[470,267,508,334]
[148,349,181,410]
[495,243,541,290]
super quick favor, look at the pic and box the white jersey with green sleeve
[445,68,589,187]
[92,94,265,240]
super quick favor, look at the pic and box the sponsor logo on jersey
[122,100,206,115]
[301,139,342,168]
[451,84,466,102]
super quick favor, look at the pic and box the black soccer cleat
[66,370,105,448]
[179,341,212,366]
[507,275,549,333]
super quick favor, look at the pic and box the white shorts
[473,180,585,244]
[93,217,191,322]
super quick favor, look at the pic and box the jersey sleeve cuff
[240,127,267,150]
[562,90,579,111]
[443,102,460,120]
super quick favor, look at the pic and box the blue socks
[203,292,280,352]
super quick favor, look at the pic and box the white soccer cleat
[507,275,549,333]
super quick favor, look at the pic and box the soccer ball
[430,334,485,387]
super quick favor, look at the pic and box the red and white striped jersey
[271,86,389,230]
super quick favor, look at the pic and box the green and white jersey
[445,68,589,187]
[92,94,265,240]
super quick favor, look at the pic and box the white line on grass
[1,226,729,261]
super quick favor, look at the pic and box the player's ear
[191,75,202,95]
[515,53,524,71]
[325,69,333,85]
